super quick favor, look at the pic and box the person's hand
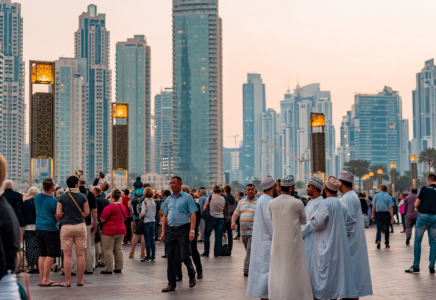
[189,231,195,242]
[161,232,165,243]
[310,216,315,220]
[391,217,394,224]
[372,215,375,222]
[91,224,97,233]
[97,175,101,180]
[231,223,236,230]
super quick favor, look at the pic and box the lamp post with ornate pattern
[111,103,129,189]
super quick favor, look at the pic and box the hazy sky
[21,0,436,148]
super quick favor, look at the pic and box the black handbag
[95,226,102,243]
[220,235,231,256]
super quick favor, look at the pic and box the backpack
[130,191,144,217]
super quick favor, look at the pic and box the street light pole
[377,169,383,188]
[390,163,396,194]
[411,155,418,189]
[369,172,374,196]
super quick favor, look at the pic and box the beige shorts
[60,223,87,250]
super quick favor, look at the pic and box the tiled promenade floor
[23,224,436,299]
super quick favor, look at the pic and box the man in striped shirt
[232,183,258,276]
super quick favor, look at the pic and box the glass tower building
[154,88,173,177]
[75,4,111,179]
[351,86,408,173]
[54,58,87,186]
[116,35,151,176]
[0,0,24,183]
[242,73,266,181]
[172,0,223,188]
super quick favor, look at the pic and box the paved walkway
[23,224,435,299]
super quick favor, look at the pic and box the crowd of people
[1,149,436,299]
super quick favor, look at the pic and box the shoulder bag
[67,192,85,218]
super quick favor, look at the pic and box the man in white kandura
[339,171,373,299]
[310,176,357,300]
[301,176,324,271]
[268,175,312,300]
[247,175,275,300]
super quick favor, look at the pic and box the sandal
[162,285,176,292]
[41,281,60,287]
[77,283,84,286]
[58,282,71,287]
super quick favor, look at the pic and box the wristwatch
[190,230,195,233]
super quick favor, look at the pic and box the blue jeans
[204,217,224,256]
[413,214,436,269]
[143,222,156,259]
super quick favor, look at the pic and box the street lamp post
[112,103,129,189]
[411,155,418,188]
[377,169,383,188]
[310,113,326,181]
[390,163,396,194]
[369,172,374,196]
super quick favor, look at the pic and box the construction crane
[261,140,310,182]
[227,135,239,150]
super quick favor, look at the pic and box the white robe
[268,194,313,300]
[340,191,373,297]
[246,194,273,298]
[301,196,323,271]
[310,196,357,300]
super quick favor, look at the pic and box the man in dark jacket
[2,180,24,243]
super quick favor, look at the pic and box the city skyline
[18,0,436,150]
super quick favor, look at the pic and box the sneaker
[405,266,420,273]
[406,238,410,245]
[152,259,156,262]
[129,252,134,259]
[376,242,380,249]
[430,268,435,274]
[140,253,146,259]
[244,271,248,277]
[400,230,406,233]
[200,253,209,257]
[146,259,152,263]
[161,255,168,258]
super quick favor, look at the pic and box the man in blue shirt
[34,178,61,286]
[161,176,198,292]
[371,185,394,249]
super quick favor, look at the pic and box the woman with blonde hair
[140,187,156,262]
[0,153,21,298]
[100,188,127,273]
[23,187,41,273]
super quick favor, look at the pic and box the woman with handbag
[139,187,156,262]
[99,189,127,274]
[56,176,90,287]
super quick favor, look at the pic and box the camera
[99,172,105,179]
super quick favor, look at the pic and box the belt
[169,223,190,231]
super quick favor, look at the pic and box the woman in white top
[201,185,226,257]
[140,187,156,262]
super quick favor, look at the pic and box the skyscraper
[75,4,111,179]
[279,83,335,182]
[351,86,408,173]
[116,35,151,176]
[54,58,87,185]
[242,73,265,181]
[336,111,354,173]
[154,88,173,177]
[261,108,281,179]
[0,0,24,183]
[172,0,223,188]
[412,59,436,158]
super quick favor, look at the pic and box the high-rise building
[0,0,24,183]
[336,111,354,173]
[54,58,87,185]
[279,83,335,182]
[412,59,436,158]
[116,35,151,176]
[350,86,408,173]
[172,0,223,188]
[154,88,173,177]
[75,4,111,179]
[223,146,243,184]
[242,73,265,181]
[261,108,281,179]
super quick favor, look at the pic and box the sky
[21,0,436,148]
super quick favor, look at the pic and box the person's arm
[92,177,99,187]
[161,214,168,242]
[202,199,210,212]
[140,200,146,218]
[343,200,357,237]
[83,201,90,218]
[189,212,196,242]
[100,204,110,223]
[299,203,307,226]
[231,212,239,230]
[56,202,63,219]
[91,209,97,230]
[403,198,408,214]
[310,203,329,232]
[415,198,422,212]
[371,196,377,221]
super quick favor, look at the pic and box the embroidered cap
[261,175,276,191]
[280,175,295,187]
[309,177,324,190]
[339,171,354,183]
[325,176,341,192]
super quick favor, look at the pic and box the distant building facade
[116,35,151,176]
[261,108,281,179]
[172,0,223,188]
[242,73,265,181]
[154,88,173,177]
[0,0,25,183]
